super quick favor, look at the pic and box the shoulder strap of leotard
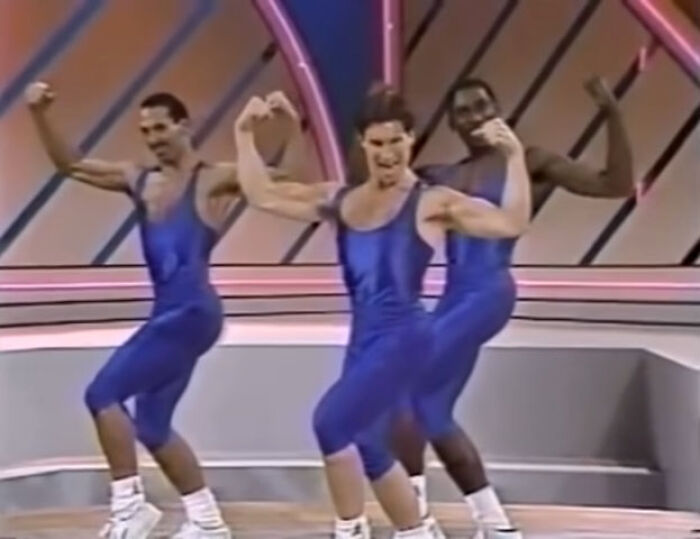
[130,166,160,203]
[185,161,208,194]
[319,184,352,222]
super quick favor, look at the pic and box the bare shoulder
[207,161,238,186]
[209,161,237,180]
[418,184,452,217]
[422,184,453,204]
[421,184,493,212]
[78,159,142,192]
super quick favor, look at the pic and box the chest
[339,186,413,231]
[140,168,215,220]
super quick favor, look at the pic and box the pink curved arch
[623,0,700,86]
[253,0,346,183]
[381,0,402,88]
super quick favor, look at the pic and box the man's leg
[83,333,165,536]
[135,373,228,535]
[413,350,515,534]
[313,332,431,537]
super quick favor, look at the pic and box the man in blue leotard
[233,86,531,538]
[391,76,634,538]
[25,82,304,539]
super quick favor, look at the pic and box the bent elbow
[599,172,636,198]
[614,181,636,198]
[257,196,284,215]
[504,218,529,238]
[59,160,81,177]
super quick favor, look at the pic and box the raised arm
[426,118,531,238]
[266,91,309,183]
[526,76,634,198]
[209,92,316,199]
[233,96,335,222]
[24,82,136,193]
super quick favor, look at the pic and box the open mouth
[377,161,399,170]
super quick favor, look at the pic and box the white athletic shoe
[392,522,433,538]
[471,527,523,539]
[422,514,447,539]
[99,502,162,539]
[334,518,371,538]
[172,522,232,538]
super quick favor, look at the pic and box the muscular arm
[234,128,334,222]
[29,107,135,192]
[526,103,634,198]
[275,116,308,183]
[210,112,313,199]
[428,149,531,238]
[207,161,306,200]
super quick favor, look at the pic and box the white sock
[110,476,145,515]
[182,487,225,528]
[334,514,368,533]
[465,485,511,528]
[410,475,429,518]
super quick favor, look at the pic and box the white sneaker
[334,518,371,538]
[172,522,232,538]
[392,522,433,538]
[422,514,446,539]
[99,502,162,539]
[471,527,523,539]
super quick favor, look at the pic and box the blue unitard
[313,182,434,480]
[84,163,223,451]
[412,161,517,441]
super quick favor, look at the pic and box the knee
[312,401,344,455]
[135,413,171,452]
[356,440,394,481]
[413,398,456,442]
[432,428,478,469]
[84,375,118,415]
[392,405,419,438]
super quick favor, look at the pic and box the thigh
[319,327,430,442]
[94,306,208,400]
[135,369,193,426]
[422,286,515,395]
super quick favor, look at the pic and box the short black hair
[140,92,189,122]
[448,78,498,109]
[355,84,415,135]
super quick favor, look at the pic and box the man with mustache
[25,82,303,539]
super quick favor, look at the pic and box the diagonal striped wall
[294,0,700,267]
[0,0,320,266]
[0,0,698,269]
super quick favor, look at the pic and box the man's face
[449,86,500,148]
[360,121,415,189]
[139,106,189,163]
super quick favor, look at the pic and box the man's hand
[234,96,272,134]
[266,90,301,123]
[584,76,617,111]
[471,118,524,157]
[25,81,55,111]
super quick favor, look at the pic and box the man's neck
[369,168,416,192]
[466,143,494,159]
[159,149,199,173]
